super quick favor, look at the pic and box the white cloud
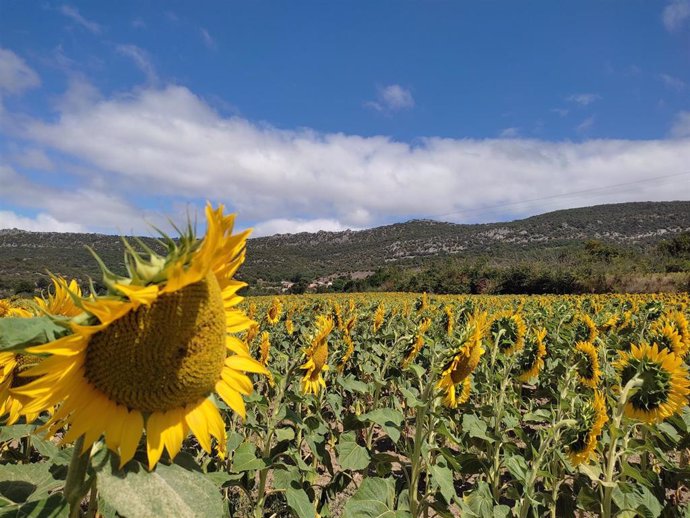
[0,210,86,232]
[5,84,689,234]
[366,84,415,112]
[11,148,54,170]
[566,93,601,106]
[0,165,154,234]
[659,73,686,91]
[662,0,690,31]
[132,17,146,29]
[116,45,157,83]
[0,48,40,94]
[59,5,102,35]
[499,127,519,138]
[252,218,357,237]
[576,115,595,133]
[200,28,217,50]
[551,108,569,117]
[670,111,690,137]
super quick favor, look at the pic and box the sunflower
[615,343,690,424]
[337,333,355,374]
[564,390,608,466]
[574,341,601,388]
[490,311,526,355]
[437,311,487,407]
[647,319,686,358]
[514,328,547,382]
[2,276,83,425]
[415,292,429,312]
[372,303,385,333]
[573,313,598,344]
[0,353,41,425]
[285,318,295,336]
[266,297,282,325]
[0,299,31,318]
[13,204,267,470]
[671,311,690,352]
[300,315,334,395]
[258,332,271,366]
[442,376,472,409]
[332,302,344,330]
[34,276,83,317]
[443,305,454,337]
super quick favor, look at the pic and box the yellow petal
[119,410,144,468]
[215,380,246,419]
[224,355,269,375]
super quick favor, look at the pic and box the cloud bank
[1,50,689,236]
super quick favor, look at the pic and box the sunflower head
[573,313,598,343]
[615,343,690,424]
[647,319,686,357]
[34,276,83,317]
[563,390,608,466]
[266,297,283,325]
[437,311,487,391]
[514,328,547,382]
[13,204,268,469]
[0,299,32,318]
[300,315,335,395]
[443,305,454,337]
[574,341,601,388]
[372,303,385,333]
[490,312,526,355]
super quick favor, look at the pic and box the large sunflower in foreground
[1,277,82,425]
[564,390,608,466]
[615,343,690,424]
[437,311,487,408]
[13,205,267,469]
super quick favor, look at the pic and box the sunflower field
[0,205,689,518]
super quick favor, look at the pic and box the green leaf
[0,463,65,505]
[285,486,316,518]
[275,427,296,443]
[272,465,301,491]
[359,408,404,442]
[504,455,529,485]
[612,483,662,518]
[458,481,506,517]
[231,442,265,472]
[337,432,370,471]
[226,431,243,454]
[1,494,69,518]
[343,477,411,518]
[0,317,69,352]
[429,458,456,505]
[96,460,224,518]
[462,414,493,443]
[338,376,369,394]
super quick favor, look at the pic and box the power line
[431,171,690,220]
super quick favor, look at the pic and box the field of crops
[0,206,688,518]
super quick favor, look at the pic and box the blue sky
[1,1,689,236]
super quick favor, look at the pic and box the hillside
[1,201,689,296]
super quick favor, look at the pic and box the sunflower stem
[65,436,90,518]
[601,376,642,518]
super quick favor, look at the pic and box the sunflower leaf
[343,477,411,518]
[337,432,370,471]
[96,459,224,518]
[0,317,70,351]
